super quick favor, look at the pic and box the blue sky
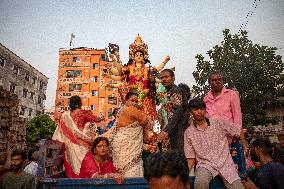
[0,0,283,108]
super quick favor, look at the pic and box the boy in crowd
[144,150,190,189]
[184,98,244,189]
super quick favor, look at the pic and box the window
[100,54,107,61]
[13,65,18,75]
[69,84,82,92]
[22,88,28,98]
[10,83,16,93]
[92,76,98,82]
[30,92,35,100]
[73,57,80,62]
[0,56,5,67]
[66,70,82,78]
[28,108,33,116]
[93,63,98,69]
[108,108,113,119]
[25,72,30,81]
[90,105,96,110]
[42,84,47,91]
[91,90,98,96]
[20,106,26,116]
[108,96,117,105]
[39,81,43,90]
[32,77,36,84]
[38,96,42,104]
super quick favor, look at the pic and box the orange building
[54,47,120,123]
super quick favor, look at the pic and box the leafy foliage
[193,29,284,127]
[26,114,57,144]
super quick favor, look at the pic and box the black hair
[69,95,82,111]
[125,91,137,101]
[250,137,273,155]
[273,145,284,165]
[178,83,191,102]
[147,66,157,101]
[208,71,223,83]
[250,136,284,165]
[112,108,119,116]
[144,150,189,185]
[91,137,109,155]
[27,147,38,161]
[161,69,175,77]
[188,98,206,110]
[11,149,27,160]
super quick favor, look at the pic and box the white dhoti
[110,121,143,177]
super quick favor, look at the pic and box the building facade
[54,47,120,123]
[0,43,48,120]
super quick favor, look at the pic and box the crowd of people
[0,36,284,189]
[51,69,283,189]
[1,69,284,189]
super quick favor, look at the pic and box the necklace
[94,155,105,164]
[136,63,142,69]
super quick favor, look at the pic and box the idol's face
[134,51,144,64]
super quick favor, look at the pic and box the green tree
[26,114,57,144]
[193,29,284,127]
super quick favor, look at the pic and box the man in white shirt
[24,151,39,176]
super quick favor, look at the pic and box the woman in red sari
[52,95,101,178]
[81,137,124,183]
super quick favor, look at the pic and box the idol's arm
[109,54,123,74]
[156,56,170,71]
[110,75,122,81]
[109,67,120,76]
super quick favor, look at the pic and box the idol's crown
[129,34,149,60]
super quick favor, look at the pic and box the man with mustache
[242,137,284,189]
[0,149,35,189]
[158,69,188,153]
[204,71,247,178]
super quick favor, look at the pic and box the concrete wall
[0,86,27,151]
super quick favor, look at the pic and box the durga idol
[108,34,170,120]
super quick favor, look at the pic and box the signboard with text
[59,78,90,84]
[60,62,90,68]
[58,92,90,99]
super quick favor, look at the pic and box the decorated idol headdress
[129,34,149,60]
